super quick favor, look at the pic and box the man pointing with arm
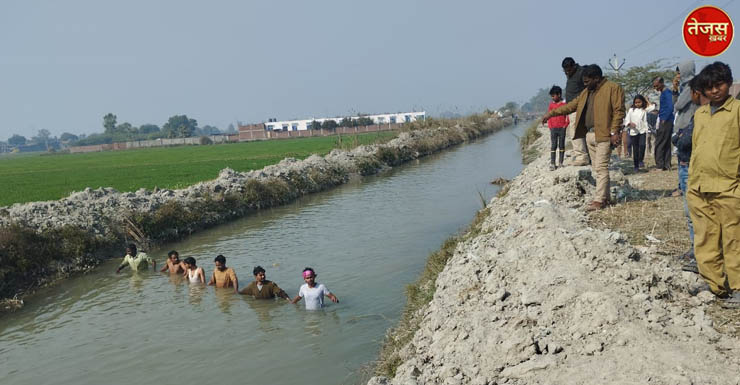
[542,64,626,211]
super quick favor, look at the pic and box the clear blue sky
[0,0,738,139]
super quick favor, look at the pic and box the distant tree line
[4,114,237,150]
[520,89,550,114]
[71,114,234,146]
[308,115,375,131]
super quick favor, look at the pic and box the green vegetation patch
[0,131,396,207]
[520,121,542,164]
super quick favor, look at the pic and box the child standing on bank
[623,94,655,172]
[291,267,338,310]
[547,86,569,170]
[686,62,740,307]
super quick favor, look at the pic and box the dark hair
[183,257,196,266]
[632,94,648,109]
[652,76,664,84]
[168,250,179,258]
[698,61,733,89]
[127,243,137,252]
[582,64,603,79]
[302,267,316,276]
[688,73,704,92]
[253,265,265,276]
[549,85,562,96]
[214,255,226,264]
[561,57,576,68]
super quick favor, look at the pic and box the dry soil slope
[370,124,740,385]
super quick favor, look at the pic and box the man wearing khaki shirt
[686,62,740,307]
[208,254,239,294]
[543,64,625,211]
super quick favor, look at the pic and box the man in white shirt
[291,267,338,310]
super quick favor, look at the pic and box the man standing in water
[115,244,156,273]
[291,267,338,310]
[208,255,239,293]
[239,266,290,300]
[159,250,185,274]
[542,64,625,211]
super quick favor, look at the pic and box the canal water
[0,122,526,385]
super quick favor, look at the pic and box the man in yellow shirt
[208,254,239,294]
[686,62,740,307]
[115,244,156,273]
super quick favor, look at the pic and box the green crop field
[0,131,397,207]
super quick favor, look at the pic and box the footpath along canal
[0,122,526,385]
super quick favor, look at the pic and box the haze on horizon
[0,0,737,140]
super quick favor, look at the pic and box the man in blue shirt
[652,77,675,170]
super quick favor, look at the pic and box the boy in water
[159,250,185,274]
[115,244,156,273]
[207,255,239,293]
[291,267,338,310]
[183,257,206,284]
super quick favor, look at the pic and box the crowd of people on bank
[115,244,339,310]
[542,58,740,308]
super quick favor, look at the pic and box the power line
[621,0,704,56]
[622,0,736,62]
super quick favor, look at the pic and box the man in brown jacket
[239,265,290,300]
[543,64,625,210]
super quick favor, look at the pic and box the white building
[263,111,426,131]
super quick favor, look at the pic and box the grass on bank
[375,207,491,377]
[587,155,740,337]
[520,121,542,164]
[0,131,397,207]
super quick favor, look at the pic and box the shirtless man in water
[159,250,186,274]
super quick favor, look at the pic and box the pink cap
[303,270,314,278]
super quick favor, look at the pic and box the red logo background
[682,6,734,57]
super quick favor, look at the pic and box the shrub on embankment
[0,114,512,305]
[0,224,116,299]
[520,120,542,164]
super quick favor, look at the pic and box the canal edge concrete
[369,123,740,384]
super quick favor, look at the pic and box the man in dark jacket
[653,76,675,170]
[562,57,590,166]
[672,74,705,273]
[239,265,290,300]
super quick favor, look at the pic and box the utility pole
[608,53,626,75]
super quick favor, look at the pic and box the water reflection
[188,284,206,306]
[243,298,286,333]
[128,273,146,293]
[300,309,341,337]
[214,288,235,314]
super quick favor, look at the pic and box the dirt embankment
[370,124,740,385]
[0,116,511,306]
